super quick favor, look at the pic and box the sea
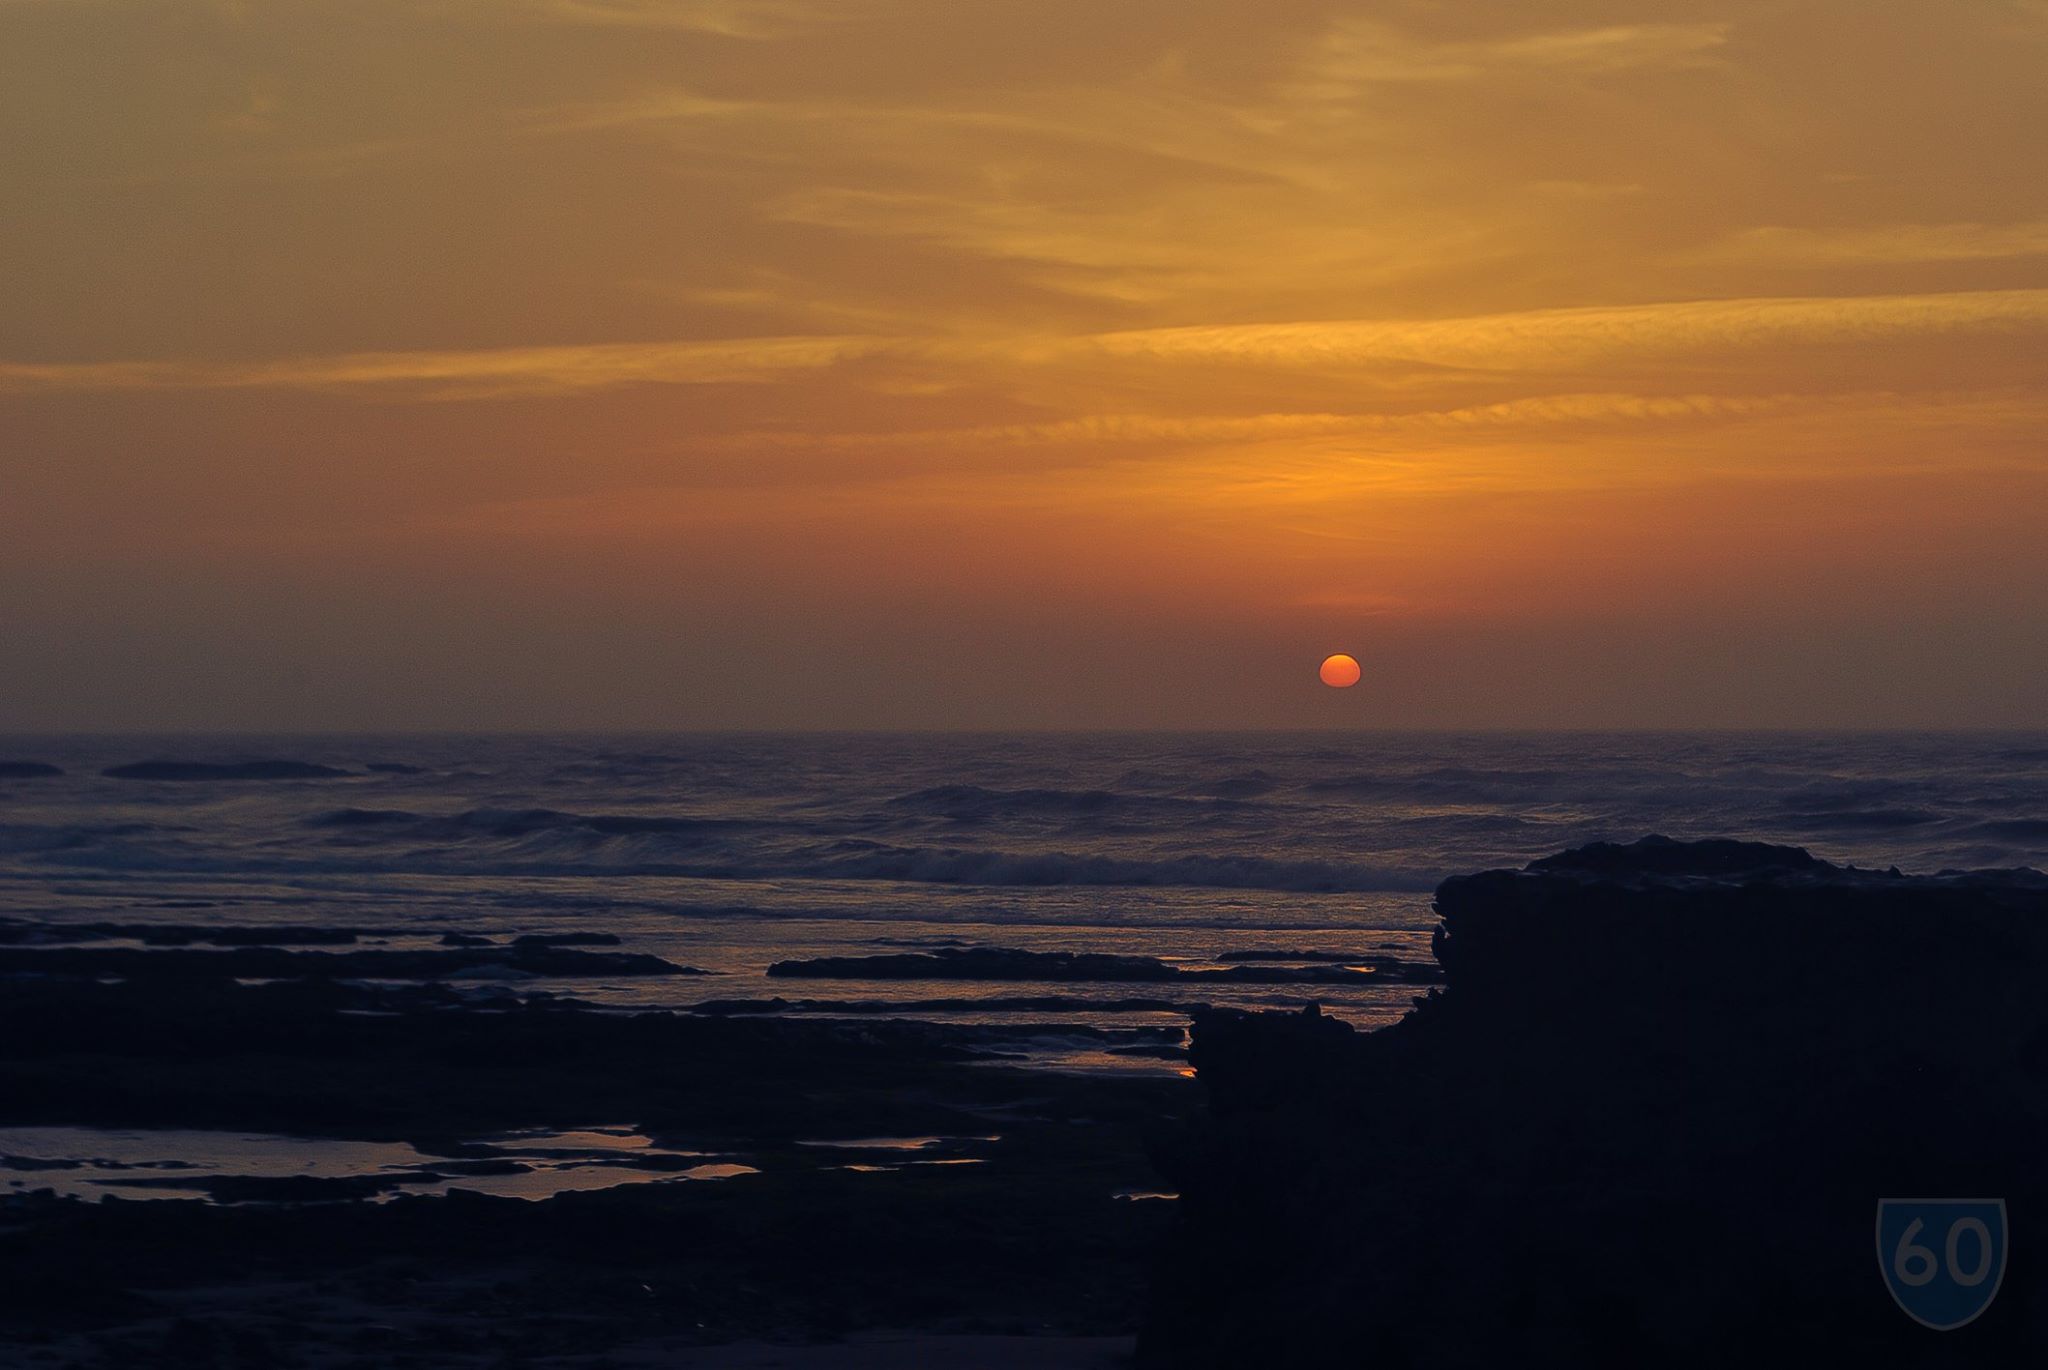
[5,731,2047,1201]
[5,730,2047,1036]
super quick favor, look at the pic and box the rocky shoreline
[8,835,2044,1365]
[1142,836,2048,1366]
[0,951,1190,1366]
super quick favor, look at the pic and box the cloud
[1701,221,2048,267]
[0,335,875,399]
[1298,19,1730,92]
[516,0,845,39]
[710,393,1818,457]
[8,288,2046,401]
[1089,289,2048,372]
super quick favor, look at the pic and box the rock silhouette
[1141,835,2048,1367]
[0,944,699,981]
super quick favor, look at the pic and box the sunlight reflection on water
[0,1124,755,1204]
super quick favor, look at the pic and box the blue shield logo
[1876,1199,2007,1330]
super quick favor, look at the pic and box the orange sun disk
[1319,653,1361,688]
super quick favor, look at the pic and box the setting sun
[1320,654,1362,689]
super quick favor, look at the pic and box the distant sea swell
[2,729,2045,904]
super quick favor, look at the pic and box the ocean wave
[4,824,1435,893]
[308,808,420,827]
[103,760,351,781]
[1773,778,1941,808]
[1996,746,2048,763]
[1773,808,1944,831]
[0,822,172,856]
[306,807,756,839]
[8,735,2048,903]
[1304,767,1572,801]
[884,785,1250,824]
[1189,772,1278,799]
[1961,818,2048,841]
[889,785,1117,814]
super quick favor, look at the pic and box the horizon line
[5,724,2046,739]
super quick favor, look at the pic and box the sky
[3,0,2046,730]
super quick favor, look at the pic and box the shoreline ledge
[1140,835,2048,1367]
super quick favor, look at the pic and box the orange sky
[3,0,2046,728]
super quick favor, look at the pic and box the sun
[1319,653,1361,689]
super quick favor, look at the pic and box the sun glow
[1319,654,1362,689]
[2,1,2044,729]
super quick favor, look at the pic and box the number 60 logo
[1876,1199,2007,1330]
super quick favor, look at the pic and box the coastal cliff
[1141,836,2048,1366]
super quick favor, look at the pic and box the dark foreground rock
[0,944,699,980]
[1142,836,2048,1368]
[0,970,1190,1363]
[102,759,352,781]
[0,761,63,778]
[0,921,373,947]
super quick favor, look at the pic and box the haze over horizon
[5,0,2046,731]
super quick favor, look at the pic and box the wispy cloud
[0,336,875,399]
[1297,19,1729,93]
[9,289,2045,400]
[1090,289,2048,371]
[710,393,1819,457]
[1701,221,2048,267]
[516,0,847,39]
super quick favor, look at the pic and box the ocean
[5,731,2046,1057]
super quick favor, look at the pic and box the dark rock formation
[0,945,700,980]
[511,932,622,949]
[0,762,63,778]
[1141,836,2048,1367]
[770,947,1436,985]
[103,760,352,781]
[0,946,1193,1359]
[0,922,368,947]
